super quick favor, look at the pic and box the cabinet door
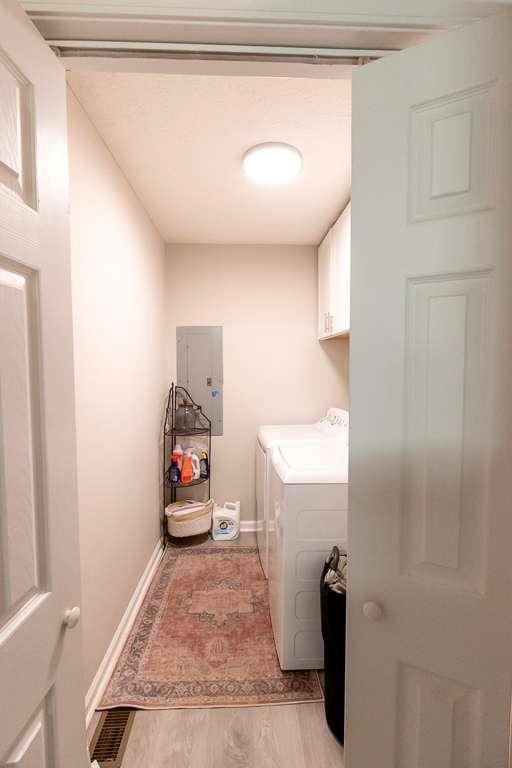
[330,202,351,336]
[317,229,332,338]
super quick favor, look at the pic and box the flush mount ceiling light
[242,142,303,184]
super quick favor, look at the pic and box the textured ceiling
[68,72,351,245]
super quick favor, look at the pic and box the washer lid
[272,439,349,484]
[257,424,321,451]
[257,408,349,450]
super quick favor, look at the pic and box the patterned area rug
[99,544,323,709]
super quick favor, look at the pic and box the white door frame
[21,0,512,55]
[22,0,512,79]
[19,3,510,760]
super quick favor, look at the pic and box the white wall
[166,244,349,522]
[67,88,167,692]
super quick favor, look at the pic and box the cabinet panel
[317,230,332,338]
[331,202,351,336]
[317,202,351,340]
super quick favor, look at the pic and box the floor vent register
[89,709,135,767]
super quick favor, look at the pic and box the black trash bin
[320,546,347,744]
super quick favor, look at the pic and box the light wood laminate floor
[88,702,343,767]
[88,533,343,766]
[118,703,342,767]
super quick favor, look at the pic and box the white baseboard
[85,539,164,726]
[240,519,258,533]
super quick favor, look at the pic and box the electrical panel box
[176,326,223,436]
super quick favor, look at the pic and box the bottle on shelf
[184,405,196,431]
[175,399,187,430]
[192,405,203,429]
[168,452,181,485]
[173,444,184,471]
[200,450,209,479]
[181,451,195,484]
[190,451,201,480]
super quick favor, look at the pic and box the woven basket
[165,499,213,538]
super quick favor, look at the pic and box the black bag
[320,546,347,744]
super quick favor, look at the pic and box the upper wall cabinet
[318,201,351,340]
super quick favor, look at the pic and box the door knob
[63,606,81,629]
[362,601,383,621]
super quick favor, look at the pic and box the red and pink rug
[99,544,323,709]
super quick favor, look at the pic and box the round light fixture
[242,142,303,185]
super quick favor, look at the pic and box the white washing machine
[268,439,348,670]
[255,408,348,577]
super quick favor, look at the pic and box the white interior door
[347,12,512,768]
[0,2,87,766]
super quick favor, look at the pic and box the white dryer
[256,408,348,577]
[268,439,348,670]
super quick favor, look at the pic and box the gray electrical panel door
[176,326,223,436]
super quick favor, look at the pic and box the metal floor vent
[90,709,135,767]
